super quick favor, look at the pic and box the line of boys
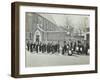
[26,40,89,55]
[27,41,60,54]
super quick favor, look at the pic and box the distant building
[26,13,68,43]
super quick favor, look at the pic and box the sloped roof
[38,14,67,32]
[38,13,57,26]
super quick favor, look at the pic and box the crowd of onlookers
[26,40,89,56]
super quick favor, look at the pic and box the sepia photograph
[25,12,90,67]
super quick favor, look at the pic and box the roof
[37,14,67,32]
[37,24,67,32]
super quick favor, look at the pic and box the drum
[76,47,79,51]
[80,47,82,51]
[68,50,73,56]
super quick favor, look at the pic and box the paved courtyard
[25,50,90,67]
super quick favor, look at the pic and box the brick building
[25,12,89,45]
[25,13,68,43]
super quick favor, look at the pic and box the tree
[65,17,74,36]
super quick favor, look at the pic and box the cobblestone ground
[25,50,90,67]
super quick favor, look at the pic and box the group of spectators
[26,40,89,56]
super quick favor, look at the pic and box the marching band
[26,40,89,56]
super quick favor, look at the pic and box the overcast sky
[39,13,90,29]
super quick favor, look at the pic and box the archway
[34,29,42,43]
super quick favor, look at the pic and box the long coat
[62,45,67,55]
[36,44,39,53]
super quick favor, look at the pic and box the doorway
[34,29,41,42]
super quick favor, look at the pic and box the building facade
[25,12,89,45]
[25,13,68,44]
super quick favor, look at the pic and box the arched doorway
[34,29,42,43]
